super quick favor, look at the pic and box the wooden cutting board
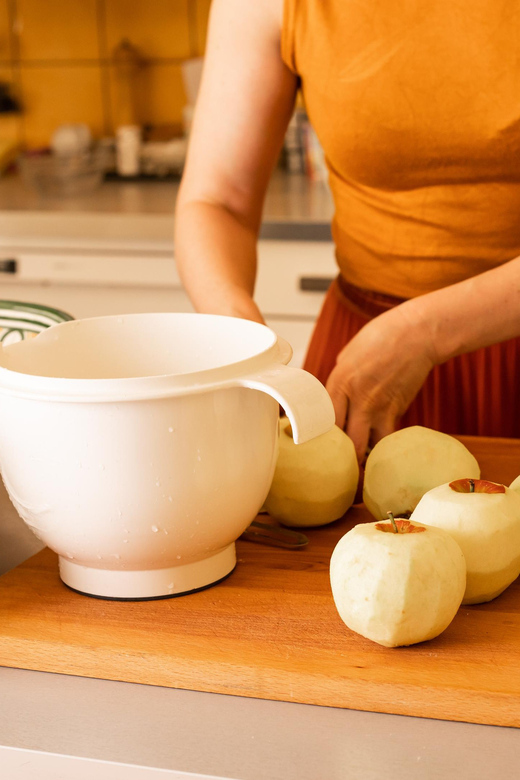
[1,435,520,727]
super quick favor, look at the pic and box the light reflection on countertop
[0,169,334,222]
[0,169,334,246]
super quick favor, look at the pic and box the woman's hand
[325,302,437,462]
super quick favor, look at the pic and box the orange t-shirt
[282,0,520,299]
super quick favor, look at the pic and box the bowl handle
[231,364,335,444]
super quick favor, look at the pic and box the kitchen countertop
[2,666,519,780]
[0,169,334,247]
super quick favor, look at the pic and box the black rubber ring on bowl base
[61,563,237,602]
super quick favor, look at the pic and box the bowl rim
[0,312,292,402]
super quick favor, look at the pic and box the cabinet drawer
[0,240,336,337]
[0,249,181,288]
[255,240,337,317]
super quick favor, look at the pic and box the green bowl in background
[0,300,74,346]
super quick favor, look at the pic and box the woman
[174,0,520,462]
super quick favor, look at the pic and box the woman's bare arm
[174,0,297,322]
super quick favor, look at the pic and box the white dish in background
[51,123,92,156]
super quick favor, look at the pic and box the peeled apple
[411,478,520,604]
[330,516,466,647]
[263,417,359,527]
[510,474,520,493]
[363,426,480,521]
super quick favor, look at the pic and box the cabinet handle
[0,259,17,274]
[299,276,334,292]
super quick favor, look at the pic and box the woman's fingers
[326,365,373,460]
[326,362,399,462]
[323,303,436,461]
[370,415,396,448]
[326,370,369,461]
[345,408,371,464]
[325,371,348,429]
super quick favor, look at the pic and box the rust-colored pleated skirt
[303,277,520,439]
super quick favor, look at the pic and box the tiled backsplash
[0,0,211,148]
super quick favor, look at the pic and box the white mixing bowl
[0,313,334,599]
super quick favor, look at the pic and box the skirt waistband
[335,275,408,319]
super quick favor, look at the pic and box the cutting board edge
[1,643,519,729]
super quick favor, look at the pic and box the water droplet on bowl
[168,427,173,433]
[151,525,159,533]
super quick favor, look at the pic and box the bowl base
[58,543,236,600]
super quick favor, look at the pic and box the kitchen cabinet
[0,233,336,367]
[257,239,336,365]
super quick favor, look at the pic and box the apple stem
[469,479,475,493]
[387,511,398,533]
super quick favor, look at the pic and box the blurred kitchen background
[0,0,328,180]
[0,0,209,148]
[0,0,335,371]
